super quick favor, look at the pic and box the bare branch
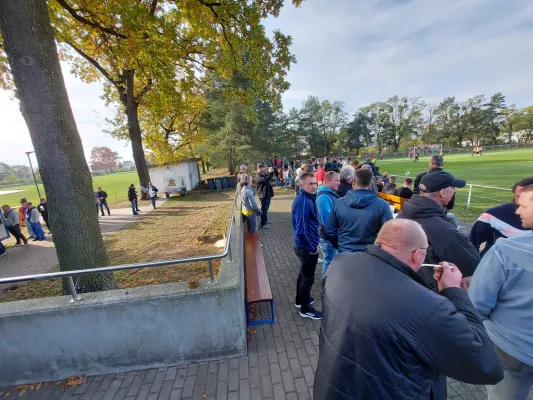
[56,0,127,39]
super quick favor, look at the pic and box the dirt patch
[0,191,234,303]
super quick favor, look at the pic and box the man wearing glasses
[314,219,503,400]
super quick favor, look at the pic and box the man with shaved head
[314,219,503,400]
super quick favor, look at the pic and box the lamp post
[25,151,42,199]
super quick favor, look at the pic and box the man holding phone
[314,219,503,400]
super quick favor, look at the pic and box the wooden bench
[378,192,407,213]
[244,232,275,326]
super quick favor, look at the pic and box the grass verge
[0,191,233,303]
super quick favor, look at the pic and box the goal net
[411,144,442,156]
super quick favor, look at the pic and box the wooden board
[244,232,273,303]
[378,192,407,212]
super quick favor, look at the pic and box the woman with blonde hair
[240,174,262,232]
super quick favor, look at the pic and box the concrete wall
[0,221,246,386]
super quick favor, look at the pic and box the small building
[148,158,201,197]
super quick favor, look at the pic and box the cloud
[265,0,533,112]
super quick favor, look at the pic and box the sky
[2,0,533,165]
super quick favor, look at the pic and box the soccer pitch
[374,148,533,222]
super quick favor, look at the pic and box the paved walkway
[0,199,166,292]
[1,195,531,399]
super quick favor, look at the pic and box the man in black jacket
[337,165,355,198]
[97,186,111,216]
[314,219,503,400]
[255,163,274,229]
[398,171,480,287]
[413,154,444,194]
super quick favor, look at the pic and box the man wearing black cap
[256,163,274,229]
[413,154,444,194]
[398,171,480,288]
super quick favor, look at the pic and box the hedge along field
[0,171,139,208]
[374,148,533,222]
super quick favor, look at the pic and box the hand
[433,262,463,291]
[460,276,472,291]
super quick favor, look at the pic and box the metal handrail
[0,190,240,302]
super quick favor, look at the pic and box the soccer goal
[411,144,442,156]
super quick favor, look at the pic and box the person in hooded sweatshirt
[469,185,533,400]
[325,168,392,253]
[316,171,340,277]
[397,171,480,289]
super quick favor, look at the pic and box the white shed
[148,158,201,197]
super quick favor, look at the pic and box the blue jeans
[275,176,280,187]
[30,222,45,240]
[487,345,533,400]
[244,213,258,232]
[130,200,137,215]
[98,199,110,215]
[319,238,338,278]
[25,219,34,237]
[150,196,156,208]
[284,178,292,188]
[260,197,271,226]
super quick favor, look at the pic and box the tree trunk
[0,0,116,293]
[122,70,150,200]
[201,159,206,174]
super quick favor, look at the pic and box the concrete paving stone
[169,389,181,400]
[143,370,157,385]
[120,372,137,388]
[125,375,145,398]
[150,372,166,393]
[216,381,228,400]
[269,363,282,385]
[260,375,274,399]
[180,376,196,398]
[102,379,122,400]
[238,379,250,400]
[227,370,238,392]
[155,380,173,400]
[238,358,249,380]
[135,384,152,400]
[194,365,208,387]
[217,361,229,382]
[164,368,177,382]
[186,364,198,377]
[112,387,129,400]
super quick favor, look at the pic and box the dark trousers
[260,197,271,226]
[42,215,50,231]
[7,224,27,244]
[294,246,319,312]
[150,196,156,208]
[98,199,110,215]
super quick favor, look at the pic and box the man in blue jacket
[316,171,340,278]
[292,172,322,320]
[326,168,393,253]
[469,185,533,399]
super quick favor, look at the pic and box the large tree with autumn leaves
[48,0,299,194]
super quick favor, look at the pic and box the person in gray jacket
[2,205,28,246]
[240,175,262,233]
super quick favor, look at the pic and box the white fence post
[466,184,473,209]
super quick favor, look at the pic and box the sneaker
[0,252,6,258]
[22,242,29,247]
[261,225,270,229]
[266,221,273,225]
[14,244,21,248]
[101,214,105,217]
[295,297,315,309]
[317,258,324,264]
[299,307,322,320]
[32,238,40,242]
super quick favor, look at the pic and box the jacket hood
[401,195,446,219]
[497,233,533,273]
[343,189,377,209]
[317,186,338,196]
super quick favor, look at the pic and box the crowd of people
[239,152,533,399]
[0,197,50,257]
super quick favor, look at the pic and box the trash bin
[215,178,222,191]
[207,179,215,191]
[221,176,229,190]
[228,176,237,188]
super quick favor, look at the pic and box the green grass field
[0,171,139,208]
[375,148,533,222]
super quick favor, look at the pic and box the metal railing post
[466,184,473,209]
[67,276,81,302]
[228,242,233,262]
[208,260,214,282]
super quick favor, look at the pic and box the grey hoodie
[469,232,533,365]
[3,207,19,227]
